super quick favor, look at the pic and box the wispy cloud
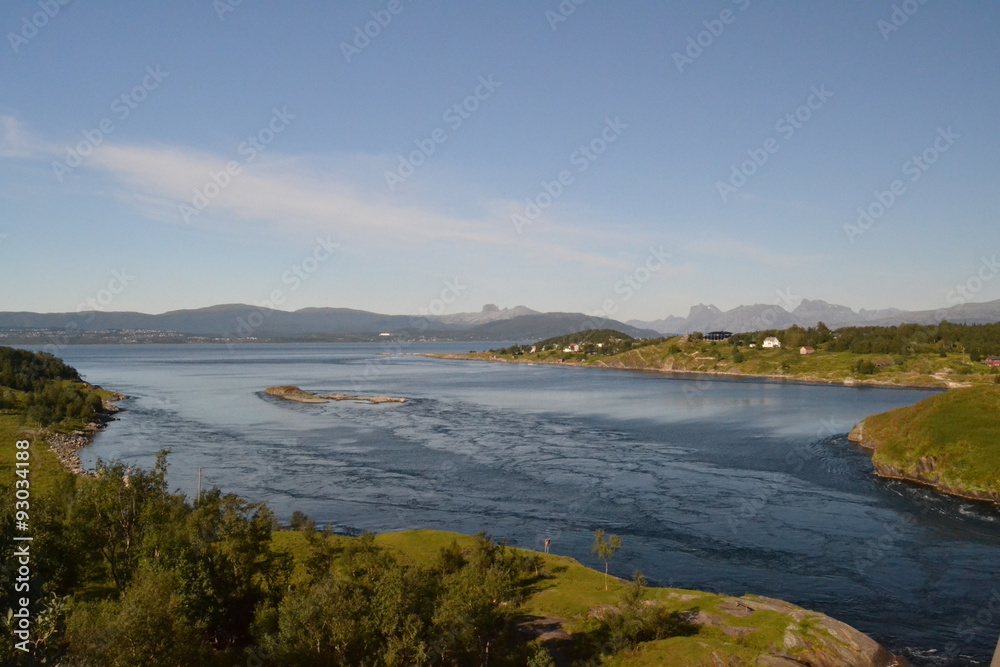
[0,116,49,159]
[1,115,678,272]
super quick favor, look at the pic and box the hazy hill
[0,304,656,342]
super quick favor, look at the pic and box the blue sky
[1,1,997,321]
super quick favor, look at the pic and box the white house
[562,343,581,352]
[762,337,781,349]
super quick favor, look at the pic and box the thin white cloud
[0,116,677,272]
[0,116,49,159]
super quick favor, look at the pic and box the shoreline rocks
[848,419,1000,506]
[45,392,126,476]
[264,386,407,404]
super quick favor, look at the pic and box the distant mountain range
[1,298,998,344]
[0,304,659,342]
[628,298,1000,334]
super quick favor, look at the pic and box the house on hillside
[985,356,1000,368]
[800,346,815,355]
[562,343,581,353]
[705,331,733,341]
[762,337,781,349]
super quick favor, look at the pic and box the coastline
[848,419,1000,506]
[420,352,954,391]
[46,391,127,476]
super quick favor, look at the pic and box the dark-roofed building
[705,331,733,341]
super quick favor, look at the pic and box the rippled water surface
[50,343,1000,665]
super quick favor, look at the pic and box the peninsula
[848,385,1000,504]
[426,324,1000,389]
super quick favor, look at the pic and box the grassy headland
[849,385,1000,504]
[430,323,1000,389]
[272,528,899,667]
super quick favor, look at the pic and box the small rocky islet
[264,385,407,405]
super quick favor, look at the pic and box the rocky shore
[422,352,956,390]
[848,420,1000,505]
[45,392,126,476]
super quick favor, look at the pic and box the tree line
[0,347,105,426]
[728,322,1000,360]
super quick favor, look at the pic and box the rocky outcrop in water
[264,386,407,404]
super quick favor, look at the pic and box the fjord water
[54,344,999,665]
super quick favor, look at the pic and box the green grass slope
[272,529,898,666]
[435,334,999,388]
[852,385,1000,502]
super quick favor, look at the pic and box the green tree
[65,568,209,667]
[165,489,289,648]
[598,571,697,653]
[71,451,171,593]
[591,529,622,590]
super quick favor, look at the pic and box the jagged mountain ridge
[628,299,1000,334]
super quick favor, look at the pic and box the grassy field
[858,385,1000,501]
[0,413,75,498]
[442,336,999,389]
[272,528,895,666]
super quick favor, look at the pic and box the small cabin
[800,346,815,355]
[985,356,1000,368]
[762,337,781,349]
